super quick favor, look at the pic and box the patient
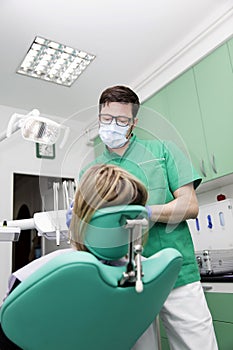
[69,163,148,252]
[0,164,152,349]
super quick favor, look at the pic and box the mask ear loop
[126,122,135,140]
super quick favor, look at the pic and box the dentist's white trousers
[132,281,218,350]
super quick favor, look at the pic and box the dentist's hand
[145,205,152,219]
[66,201,74,228]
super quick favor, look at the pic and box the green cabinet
[139,88,173,141]
[143,39,233,183]
[165,69,211,181]
[193,43,233,180]
[143,88,170,120]
[143,69,212,181]
[159,291,233,350]
[205,292,233,350]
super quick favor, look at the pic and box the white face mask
[99,122,131,149]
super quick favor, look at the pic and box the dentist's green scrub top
[80,135,202,288]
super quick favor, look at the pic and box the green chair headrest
[84,205,148,260]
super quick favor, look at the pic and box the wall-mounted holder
[0,226,21,242]
[0,210,68,244]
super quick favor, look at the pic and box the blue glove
[66,201,74,228]
[145,205,152,219]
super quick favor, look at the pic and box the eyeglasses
[99,114,133,127]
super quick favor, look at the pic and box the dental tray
[195,249,233,275]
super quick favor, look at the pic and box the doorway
[12,174,42,272]
[12,173,75,272]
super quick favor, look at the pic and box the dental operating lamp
[0,110,96,246]
[0,109,71,244]
[0,109,69,148]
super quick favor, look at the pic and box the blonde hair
[69,164,148,251]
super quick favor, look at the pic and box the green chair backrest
[0,249,182,350]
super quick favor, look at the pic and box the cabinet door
[193,43,233,179]
[205,292,233,350]
[165,69,211,181]
[205,292,233,323]
[213,321,233,350]
[143,87,170,121]
[140,88,177,141]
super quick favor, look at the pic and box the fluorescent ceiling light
[16,36,96,87]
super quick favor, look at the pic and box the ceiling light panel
[17,36,96,87]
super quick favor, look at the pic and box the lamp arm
[0,210,68,241]
[6,113,22,138]
[0,218,35,230]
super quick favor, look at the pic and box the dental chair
[0,205,182,350]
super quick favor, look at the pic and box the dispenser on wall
[187,199,233,251]
[187,199,233,276]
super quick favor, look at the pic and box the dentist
[77,85,218,350]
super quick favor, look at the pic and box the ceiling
[0,0,233,126]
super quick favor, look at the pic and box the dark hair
[99,85,140,119]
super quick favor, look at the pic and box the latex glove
[145,205,152,219]
[66,201,74,228]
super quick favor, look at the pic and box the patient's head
[69,164,148,251]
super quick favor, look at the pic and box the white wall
[197,174,233,206]
[135,6,233,104]
[0,104,96,300]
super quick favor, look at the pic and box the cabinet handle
[200,159,207,177]
[211,154,218,174]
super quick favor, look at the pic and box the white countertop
[202,282,233,293]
